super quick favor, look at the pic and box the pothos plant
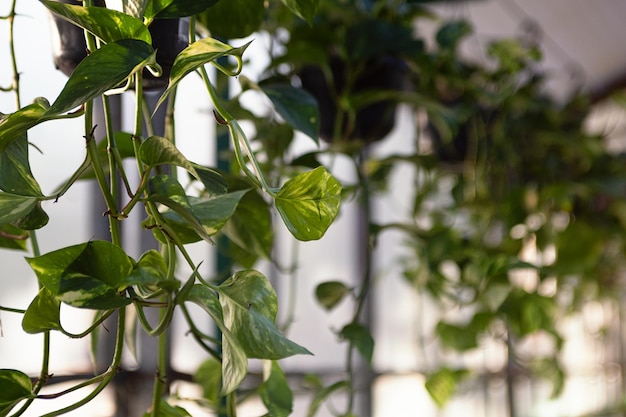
[0,0,342,416]
[242,1,626,414]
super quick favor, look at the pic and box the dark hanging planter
[48,0,187,90]
[298,54,407,144]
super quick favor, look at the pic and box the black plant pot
[299,54,407,143]
[49,0,188,90]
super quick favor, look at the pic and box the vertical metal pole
[214,52,231,417]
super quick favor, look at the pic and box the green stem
[10,232,48,417]
[84,103,117,217]
[101,95,122,245]
[39,308,126,417]
[59,309,116,339]
[199,67,275,195]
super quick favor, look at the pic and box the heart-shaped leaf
[156,38,251,110]
[315,281,351,311]
[26,241,134,309]
[155,189,248,244]
[275,166,342,241]
[42,0,151,44]
[217,270,311,359]
[48,39,156,115]
[139,136,197,175]
[340,323,374,364]
[260,84,320,144]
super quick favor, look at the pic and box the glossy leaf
[157,190,249,244]
[0,369,33,416]
[0,134,42,197]
[217,270,311,359]
[122,0,150,18]
[139,136,197,176]
[156,38,251,109]
[197,0,264,39]
[22,288,62,334]
[48,39,156,115]
[281,0,319,24]
[192,164,228,195]
[26,241,134,309]
[13,201,49,231]
[0,193,37,224]
[0,99,50,150]
[148,0,219,18]
[185,284,248,394]
[261,84,320,143]
[42,1,151,44]
[315,281,351,311]
[274,166,342,241]
[260,361,293,417]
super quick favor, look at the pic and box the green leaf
[41,1,151,44]
[157,190,249,244]
[260,84,320,143]
[0,134,42,197]
[260,361,293,417]
[0,193,37,224]
[122,0,150,18]
[0,99,50,151]
[315,281,350,311]
[194,358,221,404]
[281,0,319,24]
[192,164,228,195]
[156,38,251,110]
[217,270,311,359]
[22,288,62,334]
[0,224,28,251]
[197,0,264,39]
[340,323,374,364]
[425,367,468,408]
[124,249,168,288]
[146,0,219,19]
[435,20,473,50]
[13,201,49,231]
[141,400,192,417]
[275,166,342,241]
[222,190,273,262]
[48,39,156,115]
[436,321,479,351]
[139,136,197,176]
[0,369,33,416]
[185,284,248,394]
[26,241,134,309]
